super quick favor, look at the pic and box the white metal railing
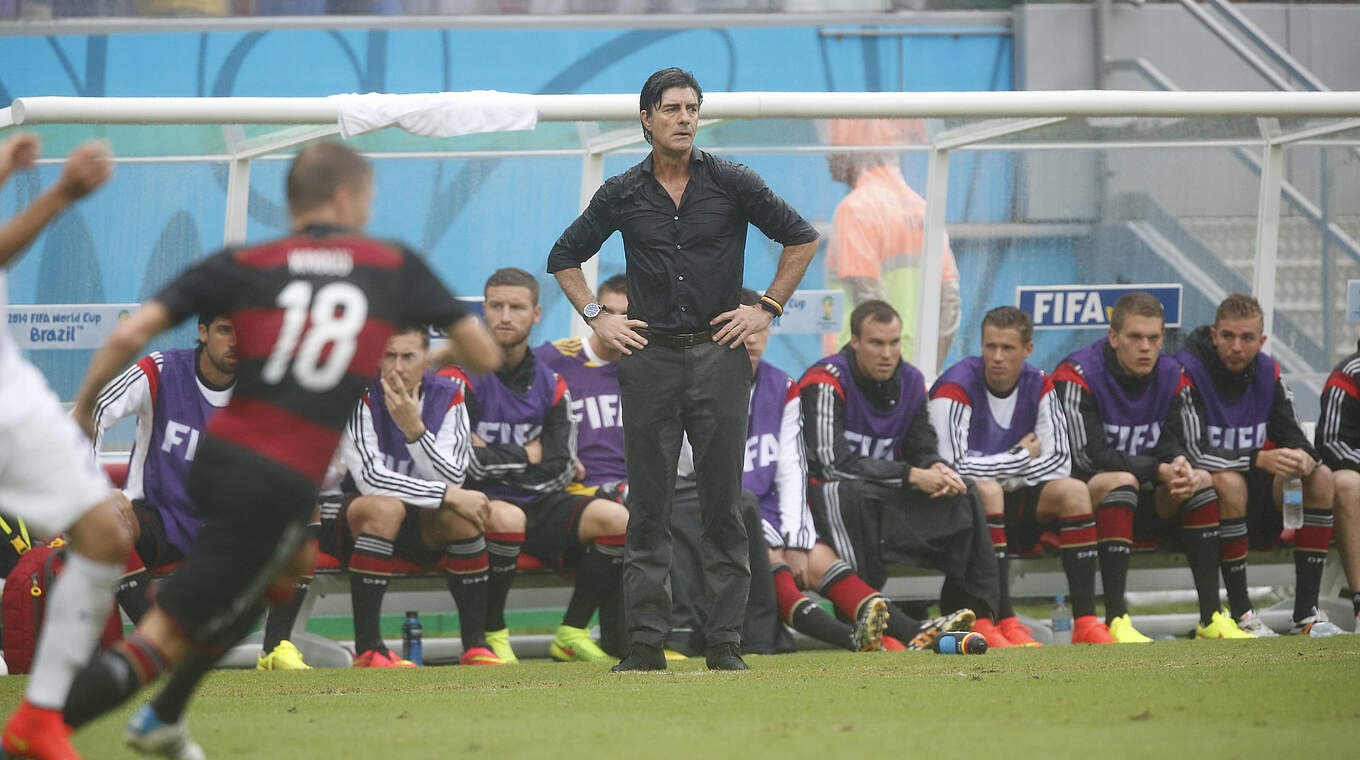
[4,89,1359,376]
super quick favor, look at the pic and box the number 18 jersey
[153,224,468,486]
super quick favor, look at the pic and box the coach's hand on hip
[591,311,649,355]
[711,304,773,347]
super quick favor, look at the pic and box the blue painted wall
[0,23,1026,396]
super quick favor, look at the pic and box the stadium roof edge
[6,91,1360,127]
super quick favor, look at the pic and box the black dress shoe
[610,644,666,672]
[704,643,749,671]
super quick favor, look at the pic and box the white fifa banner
[770,289,843,335]
[6,304,140,350]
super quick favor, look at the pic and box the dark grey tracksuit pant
[617,340,752,649]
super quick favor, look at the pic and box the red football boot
[2,700,78,760]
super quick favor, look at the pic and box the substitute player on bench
[443,267,630,664]
[930,306,1115,646]
[1317,338,1360,633]
[1174,294,1342,637]
[55,142,499,759]
[89,312,320,670]
[334,323,512,667]
[1052,292,1249,641]
[800,299,994,641]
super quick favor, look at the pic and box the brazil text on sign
[1016,284,1182,330]
[6,304,141,350]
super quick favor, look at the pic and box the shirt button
[676,244,681,249]
[678,275,684,281]
[673,216,679,220]
[680,306,688,311]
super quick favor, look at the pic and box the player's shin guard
[987,514,1014,620]
[27,551,122,711]
[1059,514,1099,619]
[62,633,166,729]
[485,531,523,632]
[349,533,395,655]
[117,551,151,625]
[1096,486,1138,621]
[1179,488,1222,626]
[772,563,854,650]
[443,536,490,650]
[563,535,624,629]
[1218,516,1251,619]
[817,559,881,622]
[1293,509,1334,622]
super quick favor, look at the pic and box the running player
[1052,291,1248,641]
[930,306,1115,646]
[50,142,499,759]
[1174,294,1342,636]
[0,134,133,760]
[333,323,510,666]
[441,267,630,664]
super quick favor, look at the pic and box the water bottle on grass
[402,611,423,665]
[1051,594,1072,646]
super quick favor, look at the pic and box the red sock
[822,571,879,620]
[771,565,806,625]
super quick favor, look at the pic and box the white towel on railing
[332,91,538,139]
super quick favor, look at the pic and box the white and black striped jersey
[1317,343,1360,473]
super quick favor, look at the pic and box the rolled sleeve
[547,181,619,274]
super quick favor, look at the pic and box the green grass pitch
[9,637,1358,759]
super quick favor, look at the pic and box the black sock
[791,598,856,650]
[1293,508,1334,622]
[116,568,151,625]
[485,531,523,632]
[261,575,312,653]
[444,536,490,651]
[1180,488,1222,626]
[1352,592,1360,618]
[563,542,624,629]
[1058,514,1099,619]
[349,533,394,655]
[987,513,1015,619]
[1218,516,1251,619]
[940,575,992,621]
[1096,486,1138,622]
[149,650,217,725]
[63,634,165,728]
[883,602,924,642]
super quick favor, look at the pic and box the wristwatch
[582,302,604,321]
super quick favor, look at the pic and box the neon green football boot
[549,625,610,663]
[484,628,520,664]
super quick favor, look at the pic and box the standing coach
[548,68,819,671]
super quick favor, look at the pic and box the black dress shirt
[546,148,818,334]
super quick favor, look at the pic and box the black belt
[638,328,714,349]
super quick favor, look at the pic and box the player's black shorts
[154,436,316,647]
[1002,485,1044,553]
[322,493,445,570]
[130,500,187,570]
[505,490,593,568]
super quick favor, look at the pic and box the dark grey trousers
[617,340,752,648]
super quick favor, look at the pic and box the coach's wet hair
[850,299,900,337]
[639,67,703,146]
[1109,292,1164,333]
[286,142,372,216]
[981,306,1033,345]
[484,267,540,305]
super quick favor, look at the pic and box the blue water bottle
[402,611,423,665]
